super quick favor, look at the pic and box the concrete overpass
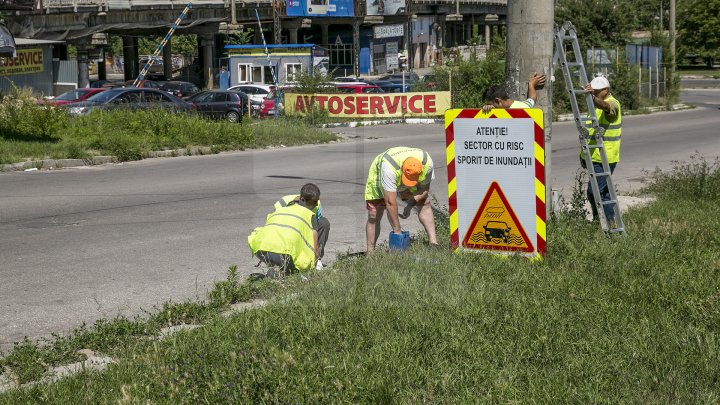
[2,0,507,87]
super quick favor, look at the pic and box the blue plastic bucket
[388,231,410,251]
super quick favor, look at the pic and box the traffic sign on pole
[445,108,546,258]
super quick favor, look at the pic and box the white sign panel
[446,109,546,257]
[373,24,405,39]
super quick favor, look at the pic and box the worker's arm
[312,229,319,260]
[583,84,618,116]
[383,190,403,234]
[413,185,429,202]
[526,72,546,104]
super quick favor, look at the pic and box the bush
[643,154,720,201]
[431,40,506,108]
[0,86,67,142]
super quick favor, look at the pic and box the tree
[555,0,635,48]
[677,0,720,66]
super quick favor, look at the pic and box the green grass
[1,159,719,403]
[0,94,337,165]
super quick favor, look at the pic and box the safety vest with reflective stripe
[584,95,622,163]
[274,195,321,218]
[510,99,533,108]
[364,147,432,200]
[247,203,316,271]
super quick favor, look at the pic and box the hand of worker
[583,83,593,94]
[529,72,546,89]
[482,104,493,114]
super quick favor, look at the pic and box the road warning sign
[445,108,546,258]
[462,182,533,252]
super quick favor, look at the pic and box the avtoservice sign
[285,91,451,118]
[0,48,43,75]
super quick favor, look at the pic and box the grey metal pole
[505,0,554,218]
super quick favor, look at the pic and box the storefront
[0,38,61,96]
[225,44,329,87]
[369,24,404,75]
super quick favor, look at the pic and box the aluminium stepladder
[553,21,625,235]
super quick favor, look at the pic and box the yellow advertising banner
[285,91,451,118]
[0,48,44,76]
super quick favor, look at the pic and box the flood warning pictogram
[462,182,534,252]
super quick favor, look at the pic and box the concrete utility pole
[670,0,676,71]
[505,0,554,217]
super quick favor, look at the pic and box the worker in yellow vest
[248,184,320,273]
[364,147,438,253]
[582,75,622,223]
[273,185,329,269]
[481,72,546,113]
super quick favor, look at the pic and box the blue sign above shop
[286,0,354,17]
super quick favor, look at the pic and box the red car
[43,88,107,106]
[336,84,384,94]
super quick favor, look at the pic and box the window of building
[285,63,302,82]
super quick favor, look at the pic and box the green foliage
[226,30,254,46]
[643,154,720,201]
[2,156,720,401]
[0,87,67,142]
[431,41,505,108]
[292,69,337,95]
[555,0,635,48]
[678,0,720,64]
[0,108,336,165]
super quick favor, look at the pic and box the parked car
[65,88,192,115]
[378,72,420,83]
[336,84,384,94]
[370,80,410,93]
[331,76,372,86]
[259,87,293,117]
[41,88,107,106]
[90,80,124,88]
[124,79,164,89]
[160,81,200,98]
[186,90,252,123]
[227,84,274,105]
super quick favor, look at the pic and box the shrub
[0,86,67,142]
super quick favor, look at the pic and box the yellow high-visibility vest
[364,147,432,201]
[274,195,321,218]
[248,203,316,271]
[584,95,622,163]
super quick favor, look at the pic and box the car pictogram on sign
[483,221,511,243]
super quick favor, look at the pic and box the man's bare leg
[417,199,438,245]
[366,205,386,253]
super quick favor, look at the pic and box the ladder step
[587,145,604,149]
[590,171,612,176]
[600,200,617,205]
[572,89,587,95]
[608,228,625,234]
[566,62,583,67]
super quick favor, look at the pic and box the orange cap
[401,157,423,187]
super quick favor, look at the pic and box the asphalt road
[1,89,719,351]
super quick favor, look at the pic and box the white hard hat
[590,76,610,90]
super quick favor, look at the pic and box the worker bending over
[364,147,438,253]
[248,183,321,273]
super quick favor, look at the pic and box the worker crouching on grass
[273,185,330,270]
[364,147,438,253]
[248,183,321,274]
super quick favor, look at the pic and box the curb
[1,147,216,173]
[555,103,692,122]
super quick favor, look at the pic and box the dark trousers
[317,216,330,259]
[255,251,297,273]
[586,161,618,222]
